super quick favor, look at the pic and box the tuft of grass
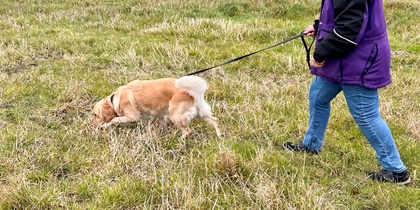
[1,0,419,209]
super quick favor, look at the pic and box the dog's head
[92,97,117,127]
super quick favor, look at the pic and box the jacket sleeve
[313,0,367,62]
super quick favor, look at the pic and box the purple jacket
[311,0,391,89]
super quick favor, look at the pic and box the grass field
[1,0,419,209]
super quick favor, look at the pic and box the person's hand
[311,58,325,68]
[304,25,316,37]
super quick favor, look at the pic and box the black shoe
[283,141,320,155]
[367,168,411,185]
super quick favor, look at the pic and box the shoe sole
[367,174,412,185]
[398,177,411,185]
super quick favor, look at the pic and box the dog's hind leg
[179,126,192,140]
[168,108,192,139]
[170,116,192,139]
[202,115,223,137]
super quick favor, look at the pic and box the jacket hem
[312,74,392,89]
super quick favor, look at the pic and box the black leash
[186,31,314,76]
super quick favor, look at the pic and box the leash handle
[300,31,315,70]
[186,32,307,76]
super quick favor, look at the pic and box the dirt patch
[0,57,38,75]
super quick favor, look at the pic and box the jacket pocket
[361,44,378,85]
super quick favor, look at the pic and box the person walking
[283,0,411,184]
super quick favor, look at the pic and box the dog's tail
[175,75,211,117]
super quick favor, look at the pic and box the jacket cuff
[313,53,324,63]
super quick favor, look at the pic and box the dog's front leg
[101,116,138,128]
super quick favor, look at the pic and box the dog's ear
[102,101,117,122]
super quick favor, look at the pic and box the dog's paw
[217,132,226,138]
[100,123,110,129]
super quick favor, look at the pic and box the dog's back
[130,78,177,106]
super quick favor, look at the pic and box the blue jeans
[302,77,406,173]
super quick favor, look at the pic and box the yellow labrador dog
[92,75,222,139]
